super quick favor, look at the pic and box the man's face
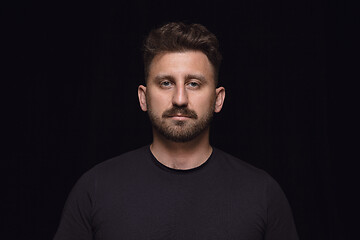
[138,51,225,142]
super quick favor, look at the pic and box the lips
[162,107,198,119]
[170,114,191,118]
[169,115,191,120]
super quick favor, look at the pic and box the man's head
[138,22,225,143]
[143,22,222,85]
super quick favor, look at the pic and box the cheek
[192,95,215,113]
[147,91,169,112]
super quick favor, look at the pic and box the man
[54,22,298,239]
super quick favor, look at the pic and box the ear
[214,86,225,113]
[138,85,148,112]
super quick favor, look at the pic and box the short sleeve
[264,176,299,240]
[53,171,96,240]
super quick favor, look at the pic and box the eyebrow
[153,74,207,83]
[185,74,207,82]
[154,74,175,82]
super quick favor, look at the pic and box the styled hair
[143,22,222,84]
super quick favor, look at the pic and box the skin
[138,51,225,170]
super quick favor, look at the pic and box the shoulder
[213,148,289,207]
[95,145,149,169]
[213,148,272,181]
[82,145,151,182]
[212,148,285,198]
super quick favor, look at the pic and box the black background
[3,1,349,239]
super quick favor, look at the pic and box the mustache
[162,107,198,119]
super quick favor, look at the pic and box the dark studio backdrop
[3,1,346,239]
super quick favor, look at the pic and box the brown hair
[143,22,222,84]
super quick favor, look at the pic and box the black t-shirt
[54,146,298,240]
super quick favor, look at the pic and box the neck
[150,128,213,170]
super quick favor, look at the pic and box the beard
[147,105,214,143]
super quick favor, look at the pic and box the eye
[187,81,200,88]
[160,80,172,88]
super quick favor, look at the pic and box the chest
[91,174,267,240]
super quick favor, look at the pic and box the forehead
[148,51,215,82]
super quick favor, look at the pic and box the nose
[172,85,188,107]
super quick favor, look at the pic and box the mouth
[162,107,198,119]
[169,115,191,120]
